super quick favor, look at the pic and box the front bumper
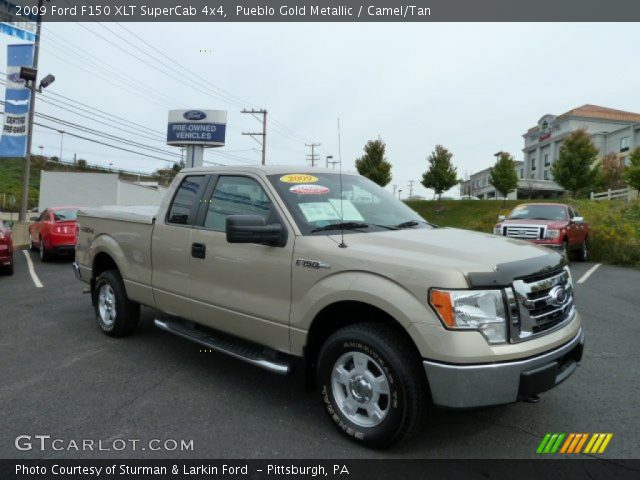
[423,328,584,408]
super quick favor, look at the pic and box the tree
[421,145,459,201]
[598,152,626,191]
[489,152,519,205]
[551,129,599,197]
[355,138,392,187]
[154,161,184,185]
[623,147,640,191]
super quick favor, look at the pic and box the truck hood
[327,227,563,286]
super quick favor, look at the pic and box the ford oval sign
[8,72,25,85]
[183,110,207,121]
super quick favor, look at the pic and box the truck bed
[77,205,158,224]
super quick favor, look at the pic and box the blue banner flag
[0,43,34,158]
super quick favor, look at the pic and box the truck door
[151,174,210,318]
[188,174,294,353]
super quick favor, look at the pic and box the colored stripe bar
[537,433,552,454]
[550,433,565,453]
[598,434,613,454]
[560,433,575,454]
[574,433,589,453]
[543,434,559,453]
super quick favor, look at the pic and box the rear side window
[167,175,208,225]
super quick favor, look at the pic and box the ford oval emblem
[183,110,207,121]
[8,73,24,84]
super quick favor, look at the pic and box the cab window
[167,175,208,225]
[204,176,272,232]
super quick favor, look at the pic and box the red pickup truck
[494,203,589,261]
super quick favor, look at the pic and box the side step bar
[154,318,293,376]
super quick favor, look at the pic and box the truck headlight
[429,289,507,344]
[493,226,502,235]
[545,229,560,239]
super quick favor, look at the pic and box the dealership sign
[0,1,38,41]
[167,109,227,147]
[0,43,34,158]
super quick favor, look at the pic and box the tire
[39,237,51,262]
[317,323,428,449]
[561,239,570,264]
[1,261,13,276]
[29,234,36,251]
[92,269,140,337]
[576,238,588,262]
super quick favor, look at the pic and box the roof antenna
[337,117,347,249]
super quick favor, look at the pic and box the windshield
[507,204,567,221]
[52,209,78,222]
[268,173,431,235]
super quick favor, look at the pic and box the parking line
[22,250,43,288]
[577,263,601,284]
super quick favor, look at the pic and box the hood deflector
[466,252,566,288]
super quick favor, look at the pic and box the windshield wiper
[311,222,370,233]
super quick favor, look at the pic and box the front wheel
[92,270,140,337]
[576,239,588,262]
[317,323,428,449]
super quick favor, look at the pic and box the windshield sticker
[290,184,330,195]
[298,200,364,223]
[280,174,318,184]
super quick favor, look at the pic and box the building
[462,104,640,199]
[38,172,168,212]
[522,104,640,197]
[460,161,524,200]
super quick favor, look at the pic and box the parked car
[29,207,79,262]
[0,219,14,275]
[493,203,589,261]
[74,167,583,448]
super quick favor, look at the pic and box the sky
[2,22,640,198]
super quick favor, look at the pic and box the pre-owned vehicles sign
[166,109,227,147]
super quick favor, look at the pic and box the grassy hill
[0,157,157,210]
[406,198,640,268]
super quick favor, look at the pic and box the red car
[29,207,79,262]
[494,203,590,261]
[0,219,14,275]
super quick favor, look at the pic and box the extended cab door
[151,174,210,318]
[188,174,294,352]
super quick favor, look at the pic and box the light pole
[38,145,44,158]
[398,189,403,200]
[325,155,333,169]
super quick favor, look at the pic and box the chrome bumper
[423,329,584,409]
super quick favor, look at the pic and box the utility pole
[241,109,267,165]
[306,143,321,167]
[328,158,340,169]
[408,180,415,199]
[325,155,333,169]
[392,184,397,197]
[18,0,43,221]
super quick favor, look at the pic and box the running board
[154,318,293,376]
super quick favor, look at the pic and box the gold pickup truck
[74,166,584,448]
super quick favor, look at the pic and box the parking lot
[1,250,638,459]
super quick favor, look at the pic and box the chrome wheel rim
[98,284,117,328]
[582,242,588,260]
[331,351,391,428]
[39,240,44,259]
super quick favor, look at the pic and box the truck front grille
[506,266,576,342]
[503,225,545,240]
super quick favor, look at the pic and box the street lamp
[325,155,333,169]
[398,189,403,200]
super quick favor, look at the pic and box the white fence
[590,188,638,201]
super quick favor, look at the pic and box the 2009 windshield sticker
[280,174,318,183]
[290,184,329,195]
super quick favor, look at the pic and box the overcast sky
[2,22,640,197]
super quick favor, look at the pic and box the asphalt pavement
[0,250,638,459]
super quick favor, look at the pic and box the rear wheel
[93,270,140,337]
[317,323,427,449]
[1,260,13,276]
[39,237,51,262]
[561,239,570,263]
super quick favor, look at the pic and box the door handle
[191,242,206,259]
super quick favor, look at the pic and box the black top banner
[4,0,640,22]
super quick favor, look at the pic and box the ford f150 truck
[494,203,590,261]
[74,166,584,448]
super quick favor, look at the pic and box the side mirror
[4,220,13,229]
[572,216,584,224]
[498,215,506,222]
[226,215,284,247]
[29,216,38,221]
